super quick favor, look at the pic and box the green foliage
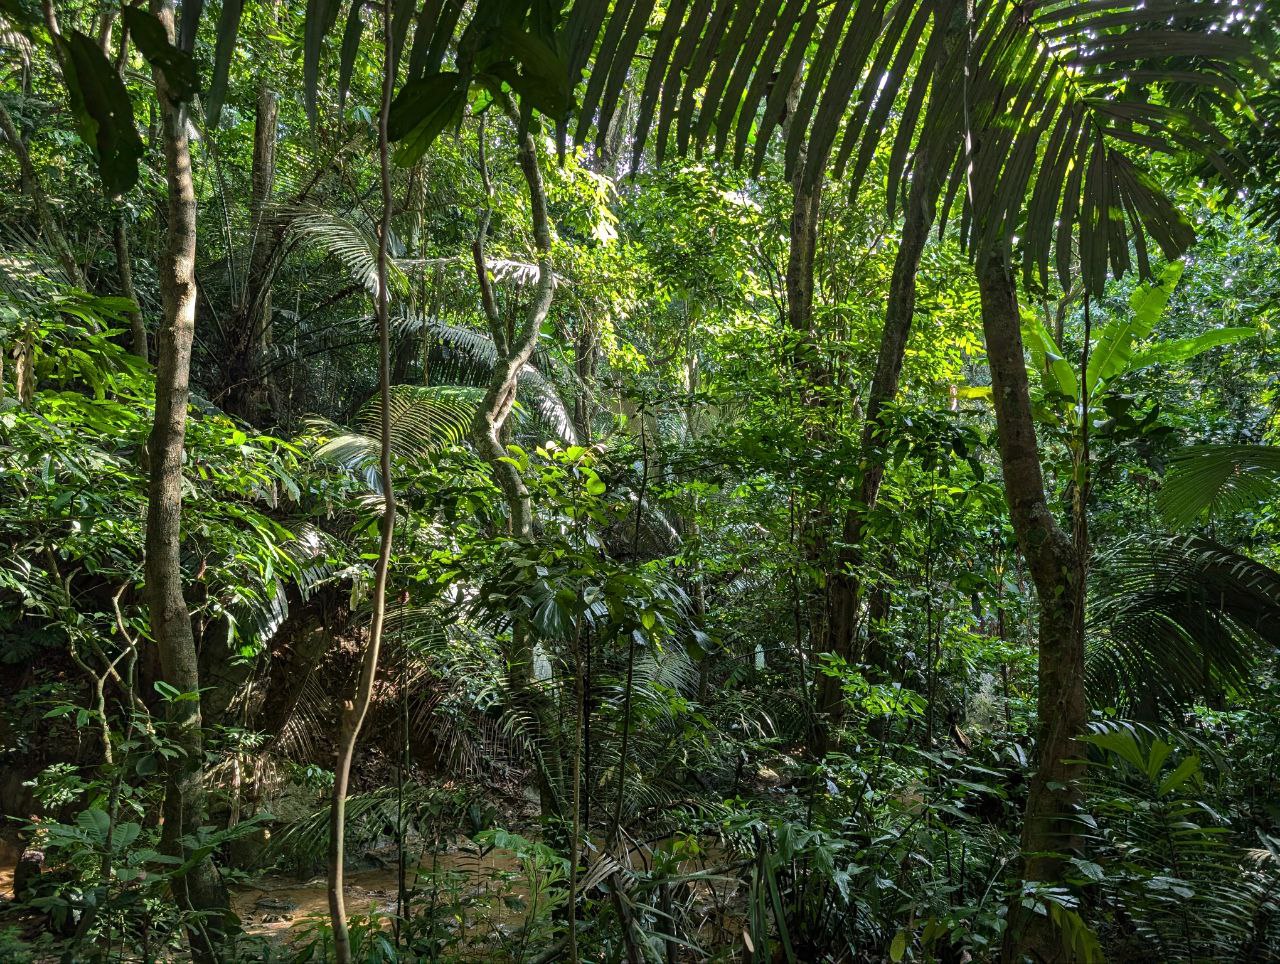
[2,4,1279,961]
[1080,721,1280,961]
[1159,443,1280,527]
[1088,535,1280,715]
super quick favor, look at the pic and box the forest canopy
[2,0,1280,961]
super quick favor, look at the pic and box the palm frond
[407,318,578,444]
[308,384,481,487]
[376,0,1254,295]
[261,783,474,876]
[1087,534,1280,716]
[405,254,568,289]
[1159,444,1280,528]
[281,206,409,298]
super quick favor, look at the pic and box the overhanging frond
[1087,534,1280,715]
[1159,444,1280,528]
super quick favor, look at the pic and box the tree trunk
[979,250,1085,964]
[469,103,561,818]
[224,82,279,421]
[327,3,398,958]
[143,2,230,958]
[114,213,148,359]
[814,148,945,753]
[0,97,83,287]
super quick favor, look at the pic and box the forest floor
[230,845,528,947]
[1,831,748,957]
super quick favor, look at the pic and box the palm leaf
[406,318,579,444]
[282,206,409,298]
[1087,534,1280,716]
[1159,444,1280,528]
[309,384,481,487]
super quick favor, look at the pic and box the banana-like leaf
[1127,327,1255,374]
[1021,305,1079,401]
[1087,261,1184,393]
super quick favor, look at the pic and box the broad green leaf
[1086,261,1183,393]
[56,30,144,196]
[485,26,573,120]
[1020,306,1079,402]
[1128,327,1255,373]
[1084,728,1146,770]
[389,72,467,166]
[77,807,111,843]
[890,929,908,962]
[1158,754,1202,796]
[123,9,198,104]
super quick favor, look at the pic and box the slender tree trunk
[114,213,147,359]
[327,3,398,959]
[468,101,561,818]
[572,320,597,441]
[811,0,965,756]
[0,97,83,287]
[979,251,1085,964]
[785,159,825,397]
[225,81,279,420]
[144,2,230,958]
[814,149,945,754]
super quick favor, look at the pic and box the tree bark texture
[143,2,230,957]
[979,251,1086,964]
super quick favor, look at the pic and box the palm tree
[18,0,1261,958]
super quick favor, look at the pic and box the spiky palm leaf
[337,0,1253,297]
[261,783,475,875]
[407,254,568,289]
[282,206,410,299]
[1087,534,1280,715]
[401,317,579,444]
[309,384,480,487]
[37,0,1258,299]
[1159,444,1280,528]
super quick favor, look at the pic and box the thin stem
[327,1,398,959]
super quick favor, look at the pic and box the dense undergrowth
[5,0,1280,959]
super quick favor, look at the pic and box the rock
[256,896,299,911]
